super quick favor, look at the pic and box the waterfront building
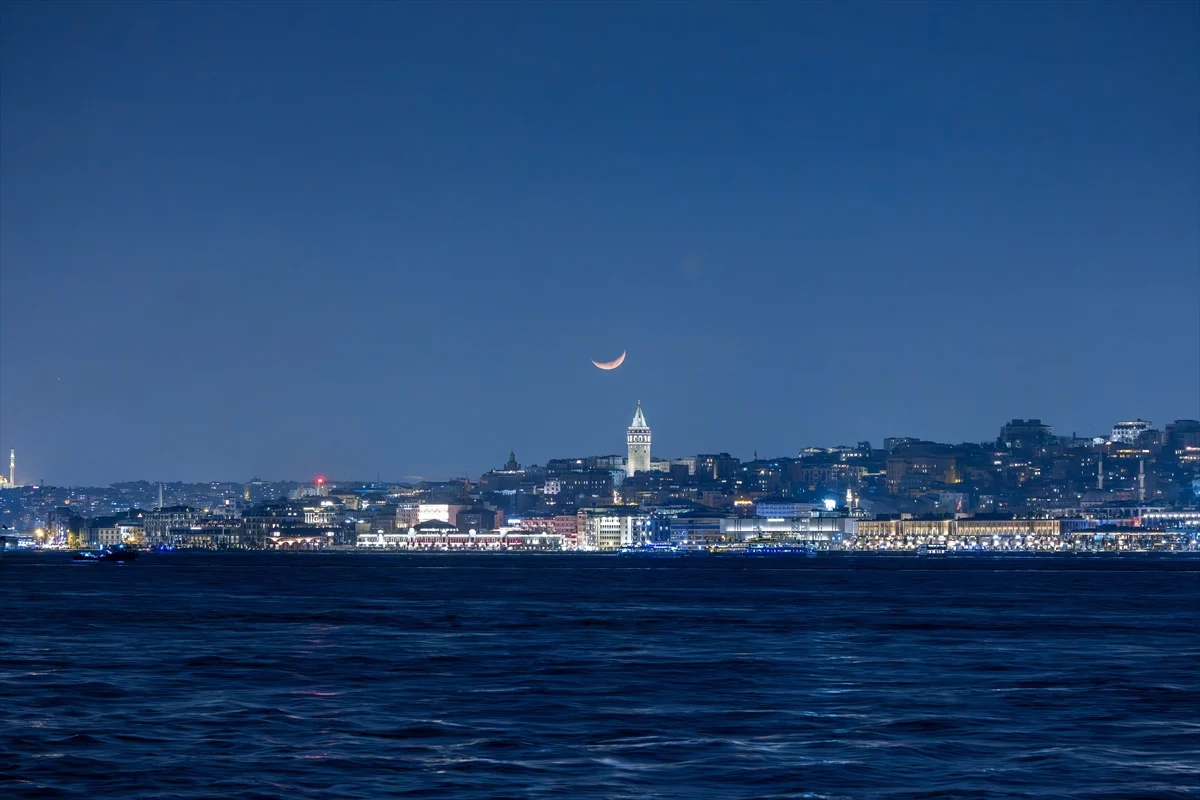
[576,507,651,550]
[668,512,728,549]
[357,523,562,550]
[719,515,856,546]
[953,517,1062,549]
[241,503,306,548]
[265,525,335,550]
[855,517,1064,551]
[552,514,579,548]
[96,519,144,546]
[169,522,248,549]
[407,519,461,547]
[856,518,955,550]
[356,531,387,548]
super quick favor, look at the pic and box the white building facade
[1111,420,1152,444]
[577,509,652,550]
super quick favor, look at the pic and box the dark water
[2,553,1198,799]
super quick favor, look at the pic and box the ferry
[617,544,684,557]
[73,544,139,562]
[721,543,818,557]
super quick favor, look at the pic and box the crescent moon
[591,351,626,370]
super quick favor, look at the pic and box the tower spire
[631,399,647,428]
[626,400,651,477]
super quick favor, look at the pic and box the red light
[316,477,325,485]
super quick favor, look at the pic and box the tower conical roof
[631,400,648,428]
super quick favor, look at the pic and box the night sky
[1,1,1197,485]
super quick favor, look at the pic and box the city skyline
[1,405,1195,487]
[4,405,1196,554]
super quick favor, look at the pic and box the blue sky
[1,1,1197,484]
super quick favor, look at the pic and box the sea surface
[2,552,1198,799]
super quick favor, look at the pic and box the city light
[2,413,1196,555]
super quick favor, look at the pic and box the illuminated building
[719,515,855,546]
[302,500,339,526]
[97,520,144,546]
[395,502,420,527]
[626,400,651,477]
[856,517,1064,551]
[669,512,727,549]
[576,507,651,550]
[886,445,958,495]
[754,499,818,519]
[1111,420,1152,444]
[418,503,466,525]
[358,522,562,550]
[143,506,197,546]
[552,514,579,548]
[169,522,248,549]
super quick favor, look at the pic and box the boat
[617,544,683,557]
[73,544,139,562]
[730,543,819,557]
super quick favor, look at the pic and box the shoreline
[14,547,1200,558]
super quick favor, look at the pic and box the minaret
[1097,453,1104,489]
[8,449,13,487]
[1137,459,1145,503]
[626,400,651,477]
[158,482,164,511]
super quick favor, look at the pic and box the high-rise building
[627,400,651,477]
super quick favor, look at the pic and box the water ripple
[1,551,1198,798]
